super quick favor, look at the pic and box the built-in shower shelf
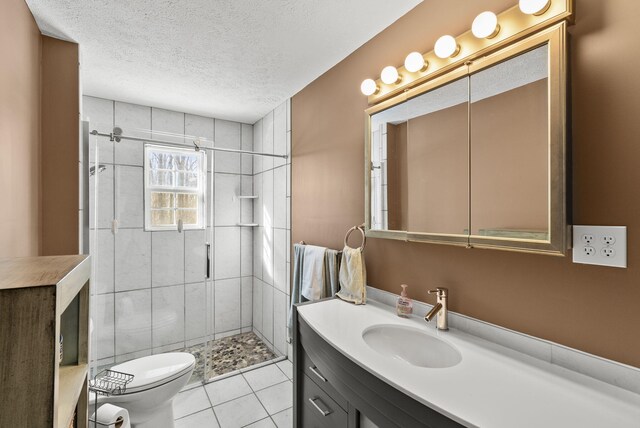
[237,223,259,227]
[237,195,259,199]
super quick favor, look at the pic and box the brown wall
[40,36,80,256]
[292,0,640,367]
[0,0,42,257]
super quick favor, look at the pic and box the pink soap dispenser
[396,284,413,318]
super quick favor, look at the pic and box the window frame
[144,144,207,231]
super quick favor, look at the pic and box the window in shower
[144,144,206,230]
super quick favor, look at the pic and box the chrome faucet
[424,287,448,331]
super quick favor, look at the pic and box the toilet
[93,352,196,428]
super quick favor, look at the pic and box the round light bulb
[519,0,551,15]
[434,35,460,59]
[360,79,378,96]
[404,52,427,73]
[380,66,401,85]
[472,12,500,39]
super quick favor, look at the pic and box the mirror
[365,24,568,254]
[470,45,549,242]
[370,78,469,236]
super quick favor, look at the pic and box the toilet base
[131,402,175,428]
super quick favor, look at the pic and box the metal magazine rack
[88,369,134,427]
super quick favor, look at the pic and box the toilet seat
[111,352,196,394]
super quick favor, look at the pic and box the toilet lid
[110,352,196,394]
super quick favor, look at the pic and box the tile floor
[174,360,293,428]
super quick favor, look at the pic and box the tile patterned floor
[174,360,293,428]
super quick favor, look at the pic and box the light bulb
[381,66,401,84]
[360,79,378,96]
[519,0,551,15]
[404,52,427,73]
[434,35,460,59]
[472,12,500,39]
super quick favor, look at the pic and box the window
[144,144,206,231]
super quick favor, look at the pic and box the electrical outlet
[573,226,627,268]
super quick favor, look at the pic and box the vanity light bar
[360,0,573,101]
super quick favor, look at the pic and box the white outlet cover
[572,225,627,268]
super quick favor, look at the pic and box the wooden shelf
[58,364,88,428]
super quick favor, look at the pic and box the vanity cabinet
[0,255,91,428]
[293,301,464,428]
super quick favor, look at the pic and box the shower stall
[85,97,292,386]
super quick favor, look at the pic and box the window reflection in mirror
[470,44,549,241]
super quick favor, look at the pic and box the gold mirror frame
[364,22,569,255]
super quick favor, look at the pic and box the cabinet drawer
[302,349,349,411]
[302,373,348,428]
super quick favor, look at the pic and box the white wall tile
[185,229,207,284]
[114,102,150,166]
[152,284,185,347]
[273,229,286,294]
[114,349,152,364]
[262,283,274,344]
[253,120,263,174]
[90,164,114,229]
[115,166,143,228]
[214,227,240,279]
[286,162,291,197]
[152,108,185,144]
[241,276,253,328]
[253,278,263,334]
[115,228,151,291]
[152,231,185,287]
[206,172,213,227]
[115,289,151,354]
[262,225,274,286]
[273,166,286,229]
[273,289,287,355]
[241,176,254,224]
[214,119,241,174]
[215,278,241,333]
[253,226,263,280]
[253,173,263,227]
[262,169,273,229]
[241,228,253,277]
[95,293,114,360]
[95,229,114,294]
[241,123,253,175]
[185,282,207,340]
[83,96,114,164]
[185,114,214,142]
[273,102,287,168]
[262,111,274,171]
[286,196,291,230]
[214,173,241,226]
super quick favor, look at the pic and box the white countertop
[297,298,640,428]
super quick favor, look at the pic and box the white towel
[300,245,326,301]
[337,246,366,305]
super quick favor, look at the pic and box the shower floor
[186,332,278,382]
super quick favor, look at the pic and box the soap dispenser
[396,284,413,317]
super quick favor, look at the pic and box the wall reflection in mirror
[369,44,551,242]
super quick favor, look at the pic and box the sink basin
[362,324,462,368]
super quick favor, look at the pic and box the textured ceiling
[25,0,421,123]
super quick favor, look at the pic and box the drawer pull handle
[309,366,327,382]
[308,397,332,417]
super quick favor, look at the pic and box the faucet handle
[428,287,448,297]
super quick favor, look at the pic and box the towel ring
[344,224,366,251]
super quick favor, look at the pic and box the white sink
[362,324,462,368]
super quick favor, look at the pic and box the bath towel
[300,245,326,301]
[288,243,341,340]
[337,246,367,305]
